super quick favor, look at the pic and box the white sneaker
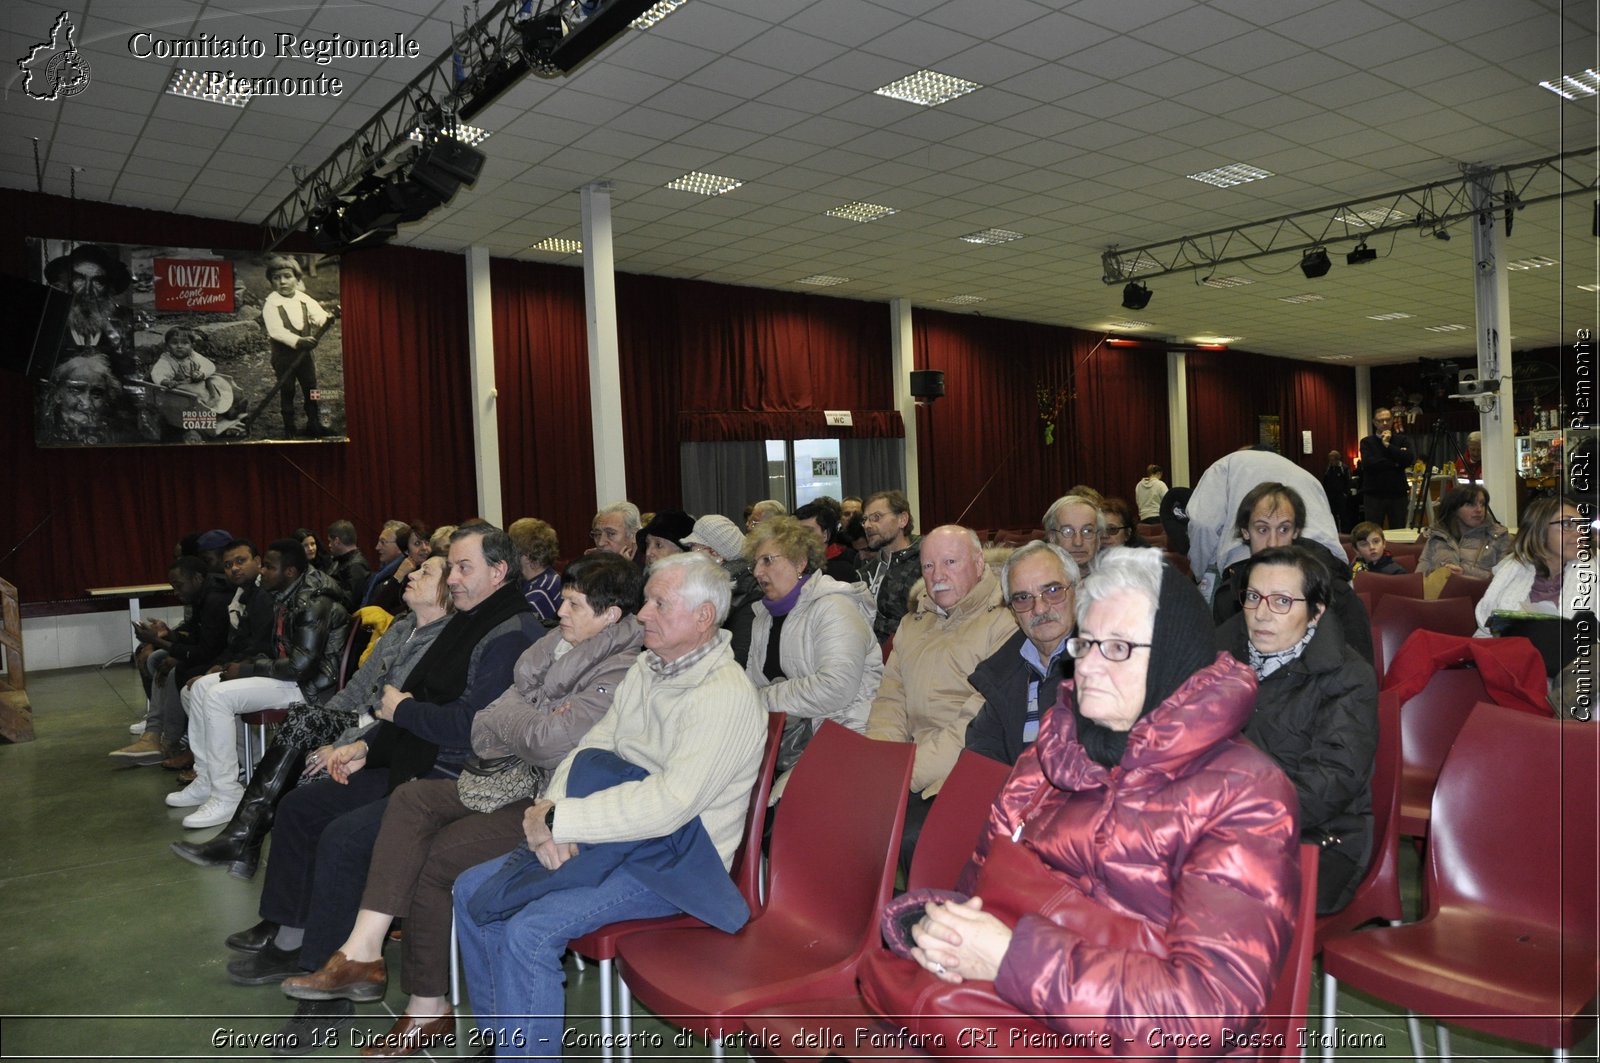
[129,720,146,735]
[183,795,240,830]
[165,779,212,808]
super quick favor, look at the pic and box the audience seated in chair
[1042,493,1104,574]
[589,500,640,562]
[508,516,563,623]
[1417,485,1510,581]
[325,520,371,605]
[856,489,922,646]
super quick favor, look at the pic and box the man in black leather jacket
[173,538,349,832]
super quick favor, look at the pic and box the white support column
[1166,350,1190,486]
[583,181,628,506]
[1354,365,1372,450]
[1468,172,1517,517]
[890,298,921,526]
[465,245,503,525]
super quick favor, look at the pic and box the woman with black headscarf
[860,548,1301,1054]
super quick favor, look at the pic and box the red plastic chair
[1371,596,1478,689]
[565,711,784,1058]
[1259,844,1322,1061]
[1436,573,1489,605]
[740,750,1013,1061]
[1352,571,1424,613]
[1393,553,1418,572]
[1314,690,1403,949]
[614,722,915,1053]
[1321,704,1598,1061]
[1395,668,1487,838]
[1162,551,1193,579]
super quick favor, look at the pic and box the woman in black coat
[1220,544,1378,915]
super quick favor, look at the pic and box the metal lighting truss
[261,0,527,249]
[1101,145,1600,284]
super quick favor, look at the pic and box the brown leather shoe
[162,749,194,771]
[176,768,198,784]
[279,951,386,1003]
[360,1011,454,1060]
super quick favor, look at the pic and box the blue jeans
[453,854,680,1058]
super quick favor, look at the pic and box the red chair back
[764,721,914,940]
[1393,553,1418,572]
[1260,844,1320,1058]
[1315,690,1403,946]
[338,617,369,690]
[731,713,786,907]
[1162,551,1192,579]
[906,751,1011,890]
[1397,667,1487,837]
[1428,704,1598,936]
[1371,595,1478,686]
[1437,573,1490,604]
[1352,570,1424,612]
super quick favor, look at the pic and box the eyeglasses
[1550,517,1597,529]
[752,553,788,569]
[1007,582,1071,613]
[1065,637,1151,662]
[1241,589,1307,614]
[1103,525,1127,537]
[1052,525,1099,542]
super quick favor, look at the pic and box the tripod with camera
[1407,418,1460,533]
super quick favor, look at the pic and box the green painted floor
[0,666,1590,1061]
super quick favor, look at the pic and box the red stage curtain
[1277,359,1357,475]
[912,311,1168,531]
[489,258,595,562]
[615,274,898,512]
[0,190,476,603]
[1186,349,1271,475]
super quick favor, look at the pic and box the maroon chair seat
[1352,571,1424,613]
[1396,668,1487,838]
[1321,705,1598,1057]
[614,723,914,1049]
[1436,573,1490,604]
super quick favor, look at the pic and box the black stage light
[410,137,486,200]
[1300,248,1332,278]
[1346,242,1376,265]
[1121,281,1152,310]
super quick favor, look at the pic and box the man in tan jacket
[867,525,1015,870]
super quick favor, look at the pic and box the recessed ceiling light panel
[1539,69,1600,99]
[532,237,582,254]
[1201,276,1252,288]
[825,201,896,223]
[875,69,982,106]
[666,171,742,196]
[167,68,248,107]
[796,274,849,287]
[1505,256,1559,270]
[1367,312,1412,321]
[1333,207,1409,228]
[1423,323,1469,332]
[1107,320,1152,330]
[1186,163,1273,188]
[938,295,986,305]
[630,0,689,29]
[1279,294,1324,304]
[960,227,1023,245]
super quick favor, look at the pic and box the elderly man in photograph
[451,551,766,1058]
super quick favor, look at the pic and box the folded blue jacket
[463,747,751,933]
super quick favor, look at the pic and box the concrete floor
[0,665,1588,1061]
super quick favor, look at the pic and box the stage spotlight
[1433,227,1451,241]
[1121,281,1152,310]
[1300,248,1332,278]
[1346,242,1376,265]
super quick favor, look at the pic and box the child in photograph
[260,255,330,437]
[1350,521,1406,575]
[148,326,242,440]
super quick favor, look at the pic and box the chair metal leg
[241,722,256,785]
[449,901,461,1008]
[597,957,614,1063]
[1321,972,1338,1063]
[619,974,632,1062]
[1405,1011,1426,1063]
[711,1036,723,1059]
[1434,1022,1451,1062]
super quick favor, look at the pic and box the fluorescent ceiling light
[1106,320,1152,330]
[939,295,986,305]
[875,69,981,107]
[166,68,248,107]
[630,0,688,29]
[825,201,897,223]
[1192,335,1241,344]
[531,237,582,254]
[1279,294,1324,304]
[1333,207,1409,228]
[1578,283,1600,292]
[1186,163,1273,188]
[1319,355,1356,361]
[960,227,1023,245]
[666,171,742,196]
[1538,69,1600,99]
[796,274,848,287]
[1505,256,1558,270]
[409,123,492,146]
[1423,324,1468,332]
[1367,312,1413,321]
[1201,276,1252,289]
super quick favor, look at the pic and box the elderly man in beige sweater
[867,524,1015,871]
[452,551,767,1058]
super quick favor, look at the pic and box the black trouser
[269,341,319,426]
[1363,493,1408,530]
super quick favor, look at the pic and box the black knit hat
[1073,559,1218,767]
[641,508,695,551]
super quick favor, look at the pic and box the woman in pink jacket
[864,548,1301,1055]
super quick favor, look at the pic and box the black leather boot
[170,741,305,879]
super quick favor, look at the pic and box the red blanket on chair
[1382,630,1550,716]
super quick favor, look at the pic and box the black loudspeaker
[413,138,486,190]
[909,370,945,399]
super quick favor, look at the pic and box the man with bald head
[866,525,1015,869]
